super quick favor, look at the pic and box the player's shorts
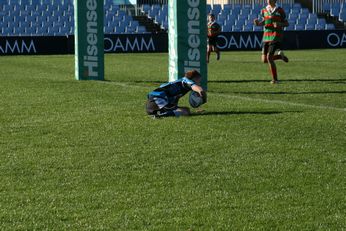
[208,36,218,46]
[262,41,282,55]
[146,94,180,117]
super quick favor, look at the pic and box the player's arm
[191,84,206,99]
[253,19,264,26]
[273,19,289,28]
[274,10,289,28]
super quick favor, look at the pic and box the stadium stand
[140,2,343,32]
[0,0,146,36]
[0,0,345,36]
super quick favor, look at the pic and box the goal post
[74,0,104,81]
[168,0,208,89]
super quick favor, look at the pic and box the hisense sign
[168,0,208,89]
[74,0,104,80]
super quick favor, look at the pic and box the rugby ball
[189,91,206,108]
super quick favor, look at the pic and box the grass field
[0,49,345,230]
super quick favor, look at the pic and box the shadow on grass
[190,111,299,117]
[229,91,346,95]
[133,79,346,85]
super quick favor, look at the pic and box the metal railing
[136,0,167,4]
[134,0,296,6]
[206,0,295,6]
[312,0,345,13]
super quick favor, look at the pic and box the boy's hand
[253,19,260,26]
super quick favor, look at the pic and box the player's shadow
[231,90,346,95]
[208,79,346,83]
[190,111,296,117]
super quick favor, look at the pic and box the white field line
[101,81,346,112]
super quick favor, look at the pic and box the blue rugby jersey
[148,77,196,107]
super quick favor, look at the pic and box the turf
[0,49,345,230]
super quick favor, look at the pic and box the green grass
[0,49,345,230]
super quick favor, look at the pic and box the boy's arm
[191,85,207,102]
[253,19,265,26]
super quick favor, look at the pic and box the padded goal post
[74,0,104,80]
[168,0,208,89]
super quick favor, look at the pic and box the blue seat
[305,24,315,30]
[222,24,232,32]
[48,26,60,35]
[330,4,341,16]
[240,8,251,15]
[243,24,253,31]
[129,20,139,28]
[339,11,346,22]
[297,17,307,25]
[126,27,136,34]
[325,23,335,30]
[285,24,295,31]
[232,25,242,32]
[212,4,222,15]
[307,17,317,25]
[317,18,326,26]
[115,25,125,34]
[13,27,26,35]
[224,4,232,12]
[253,26,262,31]
[137,25,147,33]
[206,5,212,14]
[295,24,304,30]
[315,24,325,30]
[26,27,36,35]
[2,27,13,36]
[142,4,151,13]
[322,3,331,13]
[104,26,114,34]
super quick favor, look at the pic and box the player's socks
[216,52,220,60]
[269,65,278,82]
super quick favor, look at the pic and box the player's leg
[146,99,160,118]
[262,42,268,63]
[156,107,190,118]
[272,43,289,62]
[215,44,220,60]
[207,44,211,63]
[267,42,278,83]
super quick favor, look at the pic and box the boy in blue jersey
[146,70,205,118]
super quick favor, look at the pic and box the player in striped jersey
[254,0,289,84]
[207,14,221,63]
[146,70,205,118]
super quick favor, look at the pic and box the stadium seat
[325,23,336,30]
[330,4,341,17]
[136,26,147,33]
[339,11,346,22]
[222,24,232,32]
[315,24,325,30]
[322,3,331,13]
[295,24,305,30]
[253,26,262,31]
[305,24,315,30]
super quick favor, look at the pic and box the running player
[254,0,289,84]
[207,13,221,63]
